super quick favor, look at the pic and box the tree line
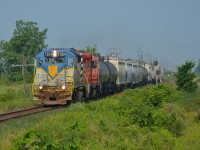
[0,20,48,83]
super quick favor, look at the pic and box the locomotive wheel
[72,88,86,103]
[80,89,88,103]
[72,90,81,103]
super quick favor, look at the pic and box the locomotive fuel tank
[99,61,117,85]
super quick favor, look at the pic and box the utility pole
[11,53,34,97]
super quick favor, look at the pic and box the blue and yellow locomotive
[33,48,75,105]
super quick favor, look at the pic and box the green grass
[0,108,67,150]
[176,122,200,149]
[0,84,38,113]
[164,74,177,88]
[2,84,183,149]
[1,81,200,149]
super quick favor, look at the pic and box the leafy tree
[84,46,98,55]
[0,20,48,82]
[194,58,200,74]
[175,60,197,92]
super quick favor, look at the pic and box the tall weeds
[0,84,37,113]
[11,83,184,149]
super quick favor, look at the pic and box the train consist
[33,48,163,105]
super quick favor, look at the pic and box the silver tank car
[98,60,118,95]
[99,61,117,85]
[131,61,148,85]
[126,61,134,86]
[144,63,156,83]
[108,57,149,87]
[153,60,164,84]
[106,57,127,86]
[138,65,148,84]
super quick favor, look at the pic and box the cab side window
[68,57,74,67]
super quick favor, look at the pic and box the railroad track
[0,106,63,122]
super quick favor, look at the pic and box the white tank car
[144,63,156,83]
[153,61,164,84]
[132,61,148,85]
[126,61,134,86]
[155,65,164,83]
[138,65,148,84]
[108,57,148,88]
[107,57,127,86]
[132,63,139,84]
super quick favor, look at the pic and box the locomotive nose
[48,66,58,77]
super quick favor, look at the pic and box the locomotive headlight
[61,85,66,90]
[39,85,43,90]
[53,50,57,57]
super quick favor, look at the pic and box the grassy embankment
[0,80,200,149]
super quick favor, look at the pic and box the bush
[119,83,184,136]
[0,76,10,85]
[175,61,197,92]
[0,88,16,102]
[142,128,175,150]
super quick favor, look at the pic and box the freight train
[33,48,163,105]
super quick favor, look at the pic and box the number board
[44,52,66,57]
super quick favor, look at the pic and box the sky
[0,0,200,71]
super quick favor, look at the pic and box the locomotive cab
[72,51,100,100]
[33,49,75,105]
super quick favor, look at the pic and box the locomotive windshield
[45,57,66,64]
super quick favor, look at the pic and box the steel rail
[0,106,63,122]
